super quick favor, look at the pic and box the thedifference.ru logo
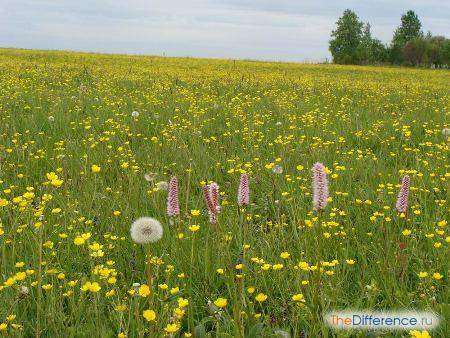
[325,311,439,330]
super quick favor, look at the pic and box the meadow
[0,48,448,337]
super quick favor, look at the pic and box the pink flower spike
[167,176,180,217]
[396,175,410,214]
[238,173,250,206]
[202,183,220,224]
[312,162,329,211]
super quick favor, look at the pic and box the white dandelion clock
[442,128,449,139]
[272,164,283,174]
[131,111,140,118]
[156,181,168,191]
[130,217,163,244]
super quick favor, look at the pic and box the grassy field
[0,48,448,337]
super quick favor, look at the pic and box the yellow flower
[409,330,431,338]
[81,281,101,293]
[142,309,156,322]
[214,297,227,308]
[417,272,428,278]
[280,252,290,259]
[164,323,180,333]
[402,229,412,236]
[255,293,267,303]
[190,210,200,216]
[292,293,304,302]
[138,284,151,297]
[177,297,189,308]
[346,259,355,265]
[432,272,443,280]
[296,165,304,171]
[437,220,446,227]
[247,287,255,294]
[74,236,85,245]
[91,165,101,173]
[216,268,224,275]
[189,224,200,232]
[0,323,7,331]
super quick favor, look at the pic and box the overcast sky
[1,0,449,62]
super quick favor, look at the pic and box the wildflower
[432,272,443,280]
[18,285,29,296]
[442,128,449,139]
[214,297,227,308]
[255,293,268,303]
[312,162,329,211]
[130,217,163,244]
[409,330,431,338]
[81,282,101,293]
[138,284,151,297]
[417,272,428,278]
[0,323,7,331]
[167,176,180,217]
[396,175,410,214]
[402,229,412,236]
[346,259,355,265]
[156,181,168,191]
[202,183,220,224]
[131,111,140,118]
[188,224,200,232]
[280,252,290,259]
[292,294,304,302]
[164,323,180,333]
[177,297,189,308]
[142,309,156,322]
[91,165,101,173]
[272,164,283,174]
[190,209,200,216]
[237,173,250,206]
[144,173,157,182]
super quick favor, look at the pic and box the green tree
[403,37,427,65]
[356,23,387,64]
[329,9,363,64]
[439,39,450,65]
[424,35,447,66]
[390,10,423,64]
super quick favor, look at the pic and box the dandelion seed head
[156,181,168,191]
[131,111,140,118]
[130,217,163,244]
[272,164,283,174]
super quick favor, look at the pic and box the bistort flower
[396,175,410,214]
[312,162,329,211]
[237,173,249,206]
[167,176,180,217]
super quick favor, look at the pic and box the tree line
[329,9,450,67]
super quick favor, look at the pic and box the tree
[425,35,447,66]
[356,23,388,64]
[439,39,450,65]
[329,9,364,64]
[390,10,423,64]
[403,37,427,65]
